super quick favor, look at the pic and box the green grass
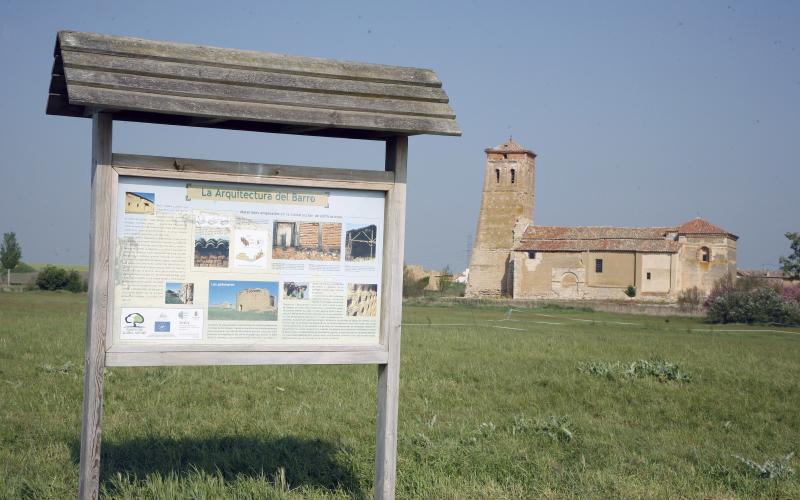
[1,292,799,498]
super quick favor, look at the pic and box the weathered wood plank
[374,137,407,500]
[105,350,389,367]
[69,85,461,136]
[78,112,113,500]
[112,153,395,191]
[61,50,450,103]
[104,168,119,350]
[59,30,442,87]
[65,67,455,118]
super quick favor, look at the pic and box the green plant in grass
[534,416,574,443]
[578,358,692,382]
[734,452,794,479]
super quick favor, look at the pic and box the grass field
[1,292,799,498]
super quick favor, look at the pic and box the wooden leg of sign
[375,136,407,500]
[78,112,113,500]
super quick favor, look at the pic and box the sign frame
[80,113,407,498]
[105,155,395,366]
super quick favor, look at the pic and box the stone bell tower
[465,139,536,297]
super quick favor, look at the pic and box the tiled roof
[515,225,680,253]
[521,226,674,241]
[485,138,536,157]
[676,218,737,239]
[516,238,680,253]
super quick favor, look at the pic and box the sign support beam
[78,112,113,500]
[374,136,407,499]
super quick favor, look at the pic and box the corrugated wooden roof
[47,31,461,140]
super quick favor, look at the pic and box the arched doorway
[560,272,579,297]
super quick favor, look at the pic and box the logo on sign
[154,321,171,333]
[125,313,144,327]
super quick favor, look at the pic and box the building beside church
[465,140,738,301]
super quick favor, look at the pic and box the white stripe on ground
[530,312,640,326]
[490,325,526,331]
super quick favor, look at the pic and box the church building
[466,140,738,301]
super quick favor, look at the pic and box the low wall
[5,271,90,287]
[407,296,705,318]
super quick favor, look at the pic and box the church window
[511,169,516,184]
[595,259,603,273]
[503,153,508,159]
[527,251,536,259]
[646,272,651,280]
[699,246,711,262]
[495,168,500,183]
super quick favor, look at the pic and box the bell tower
[466,139,536,297]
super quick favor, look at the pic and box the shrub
[65,270,84,293]
[707,286,794,325]
[782,285,800,305]
[677,286,704,313]
[36,266,85,293]
[36,265,69,290]
[624,285,636,298]
[704,274,767,307]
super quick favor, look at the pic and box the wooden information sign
[46,31,459,499]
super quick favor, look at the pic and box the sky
[0,0,797,272]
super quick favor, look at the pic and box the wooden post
[78,112,113,500]
[375,136,407,500]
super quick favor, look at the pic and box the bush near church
[705,274,800,326]
[35,265,86,293]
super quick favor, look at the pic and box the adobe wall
[586,252,635,288]
[513,251,674,301]
[678,235,736,295]
[466,151,535,297]
[637,253,673,296]
[298,222,319,248]
[322,223,341,249]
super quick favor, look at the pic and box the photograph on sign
[112,176,385,348]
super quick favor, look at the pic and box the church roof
[521,226,673,241]
[675,218,737,239]
[485,139,536,157]
[515,225,680,253]
[515,217,737,253]
[516,238,681,253]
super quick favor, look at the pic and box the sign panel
[112,176,384,348]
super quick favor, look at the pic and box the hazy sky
[0,1,797,271]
